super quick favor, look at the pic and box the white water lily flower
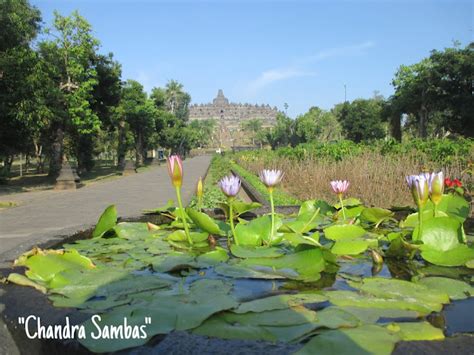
[259,169,284,188]
[218,175,241,197]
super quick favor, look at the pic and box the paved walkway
[0,155,212,263]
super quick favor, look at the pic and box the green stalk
[197,195,202,212]
[338,194,346,221]
[433,204,437,218]
[228,198,238,246]
[269,189,275,244]
[415,205,424,242]
[176,186,193,245]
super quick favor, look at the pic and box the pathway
[0,155,212,264]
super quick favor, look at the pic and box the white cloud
[245,40,375,95]
[246,67,316,94]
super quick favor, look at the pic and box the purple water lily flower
[405,174,429,207]
[330,180,350,195]
[218,175,241,198]
[259,169,284,188]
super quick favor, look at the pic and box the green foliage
[294,106,342,143]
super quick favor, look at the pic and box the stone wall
[189,90,279,147]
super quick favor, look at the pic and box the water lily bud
[259,169,284,191]
[370,249,384,265]
[429,171,444,205]
[406,174,429,208]
[417,175,429,207]
[330,180,350,195]
[218,175,241,198]
[196,177,203,198]
[167,155,183,188]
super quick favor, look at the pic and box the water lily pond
[3,161,474,354]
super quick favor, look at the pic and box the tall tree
[39,11,100,175]
[335,99,386,142]
[164,80,191,121]
[241,118,263,146]
[295,106,342,143]
[0,0,43,172]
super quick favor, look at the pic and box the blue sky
[32,0,472,117]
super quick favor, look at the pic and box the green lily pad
[24,249,95,284]
[334,197,362,209]
[295,324,399,355]
[240,247,326,279]
[214,264,292,279]
[416,216,462,251]
[196,247,229,266]
[360,207,394,224]
[426,194,470,223]
[416,277,474,300]
[186,208,225,235]
[113,222,150,240]
[230,245,284,258]
[420,244,474,267]
[234,293,328,313]
[282,232,320,247]
[325,290,442,315]
[331,239,372,255]
[234,215,282,246]
[386,321,444,341]
[331,306,419,324]
[219,201,262,218]
[92,205,117,238]
[351,277,449,306]
[324,224,366,241]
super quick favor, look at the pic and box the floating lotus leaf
[239,247,326,280]
[324,224,366,241]
[331,239,373,255]
[230,245,285,258]
[299,199,334,216]
[420,244,474,267]
[186,207,225,235]
[334,197,362,209]
[337,205,365,220]
[386,321,444,341]
[214,263,294,279]
[416,276,474,300]
[234,215,282,246]
[295,324,399,355]
[329,306,419,324]
[282,232,321,247]
[425,193,470,223]
[113,222,150,240]
[415,216,462,251]
[325,290,442,315]
[92,205,117,238]
[24,249,95,285]
[350,277,449,307]
[234,293,327,313]
[360,207,394,224]
[219,201,262,218]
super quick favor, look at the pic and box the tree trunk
[418,107,428,139]
[390,114,402,142]
[117,120,126,170]
[34,140,44,174]
[49,127,64,177]
[135,131,144,167]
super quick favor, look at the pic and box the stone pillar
[121,160,137,176]
[54,161,78,190]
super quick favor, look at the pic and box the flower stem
[415,206,424,242]
[338,194,346,221]
[228,198,238,246]
[197,195,202,212]
[433,204,437,218]
[269,189,275,244]
[176,186,193,245]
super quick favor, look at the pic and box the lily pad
[92,205,117,238]
[386,321,444,341]
[186,208,225,235]
[416,216,462,251]
[324,224,366,241]
[420,244,474,267]
[416,277,474,300]
[230,245,284,258]
[296,324,399,355]
[334,197,362,209]
[113,222,150,240]
[360,207,394,224]
[331,239,372,256]
[234,293,328,313]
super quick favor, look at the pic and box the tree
[119,80,156,166]
[266,113,296,149]
[294,106,342,143]
[0,0,43,172]
[164,80,191,121]
[188,119,217,148]
[241,118,263,146]
[335,99,386,142]
[39,11,100,175]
